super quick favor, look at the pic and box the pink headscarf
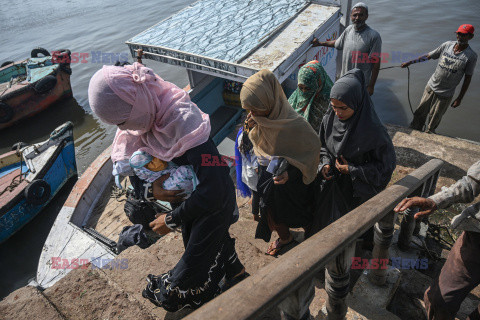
[88,63,211,162]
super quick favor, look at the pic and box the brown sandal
[266,237,295,257]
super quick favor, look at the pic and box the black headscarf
[321,69,391,159]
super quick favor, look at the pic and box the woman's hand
[273,171,288,184]
[152,174,185,203]
[335,156,349,175]
[245,112,256,129]
[321,165,333,180]
[149,214,172,235]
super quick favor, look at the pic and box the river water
[0,0,479,298]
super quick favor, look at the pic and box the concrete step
[104,242,191,319]
[0,286,65,320]
[306,278,399,320]
[42,268,156,320]
[346,268,402,320]
[387,124,480,187]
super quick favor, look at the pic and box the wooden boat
[0,48,73,130]
[0,121,77,244]
[35,0,346,289]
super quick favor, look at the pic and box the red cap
[457,24,474,34]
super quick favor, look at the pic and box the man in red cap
[402,24,477,133]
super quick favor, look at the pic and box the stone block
[43,268,155,320]
[0,286,64,320]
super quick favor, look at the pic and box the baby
[129,151,198,199]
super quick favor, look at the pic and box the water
[370,0,480,141]
[0,0,479,298]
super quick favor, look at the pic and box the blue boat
[0,121,77,244]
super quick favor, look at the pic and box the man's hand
[311,38,322,47]
[367,85,374,96]
[321,165,333,180]
[149,214,172,235]
[451,98,462,108]
[335,156,349,175]
[394,196,437,219]
[152,174,185,203]
[401,61,411,68]
[273,171,289,185]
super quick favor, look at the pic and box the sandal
[266,236,296,257]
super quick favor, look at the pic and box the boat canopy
[126,0,341,83]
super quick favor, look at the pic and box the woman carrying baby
[88,62,246,312]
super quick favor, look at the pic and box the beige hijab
[240,69,321,184]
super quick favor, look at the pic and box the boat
[35,0,347,289]
[0,121,77,244]
[0,48,73,130]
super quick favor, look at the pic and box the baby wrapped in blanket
[130,150,198,198]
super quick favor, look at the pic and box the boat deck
[85,179,132,243]
[0,169,27,207]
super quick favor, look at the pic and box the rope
[0,172,26,197]
[427,223,457,248]
[379,65,414,115]
[405,219,458,263]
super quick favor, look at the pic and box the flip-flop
[265,237,296,257]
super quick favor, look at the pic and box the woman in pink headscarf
[88,62,247,312]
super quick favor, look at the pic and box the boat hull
[0,126,77,244]
[0,59,73,130]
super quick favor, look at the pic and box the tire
[25,179,51,205]
[34,75,57,94]
[11,142,28,151]
[0,102,14,123]
[31,47,51,58]
[1,61,14,67]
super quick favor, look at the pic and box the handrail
[185,159,444,319]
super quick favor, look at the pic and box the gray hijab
[321,69,391,158]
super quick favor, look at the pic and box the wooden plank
[0,169,26,207]
[0,151,21,169]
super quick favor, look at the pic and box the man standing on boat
[312,2,382,96]
[395,160,480,320]
[402,24,477,134]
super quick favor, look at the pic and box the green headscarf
[288,61,333,127]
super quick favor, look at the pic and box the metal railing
[185,159,444,320]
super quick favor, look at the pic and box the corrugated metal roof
[128,0,309,62]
